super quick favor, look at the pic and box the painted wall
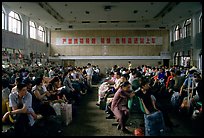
[51,30,169,56]
[50,29,169,72]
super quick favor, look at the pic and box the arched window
[175,25,182,41]
[184,18,191,38]
[198,50,202,71]
[8,11,22,34]
[38,26,45,42]
[29,21,36,39]
[199,14,202,33]
[2,10,5,30]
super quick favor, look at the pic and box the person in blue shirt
[2,83,37,135]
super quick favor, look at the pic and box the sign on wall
[56,37,163,45]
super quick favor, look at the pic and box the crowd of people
[2,62,101,136]
[2,62,203,135]
[97,64,203,135]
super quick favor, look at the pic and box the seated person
[2,83,37,136]
[32,77,56,117]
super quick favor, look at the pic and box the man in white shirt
[86,63,94,87]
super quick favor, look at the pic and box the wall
[50,29,169,72]
[2,3,50,64]
[51,30,169,56]
[169,10,202,68]
[2,30,49,58]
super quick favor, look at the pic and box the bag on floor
[61,103,72,126]
[144,111,165,136]
[180,97,190,109]
[171,91,180,108]
[51,103,62,116]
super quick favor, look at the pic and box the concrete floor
[61,86,202,136]
[2,86,202,136]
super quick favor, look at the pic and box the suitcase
[144,111,165,136]
[61,103,72,126]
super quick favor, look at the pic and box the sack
[180,97,190,109]
[52,103,61,116]
[61,103,72,126]
[192,110,200,120]
[128,96,142,113]
[2,99,7,116]
[6,102,15,123]
[144,111,165,136]
[171,92,180,108]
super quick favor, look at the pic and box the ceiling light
[128,21,136,23]
[133,10,138,14]
[99,21,107,23]
[111,21,120,23]
[85,11,90,14]
[68,25,73,29]
[145,24,150,28]
[104,6,111,11]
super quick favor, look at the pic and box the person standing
[86,63,94,87]
[111,81,135,133]
[128,61,132,71]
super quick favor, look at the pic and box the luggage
[6,102,15,123]
[98,82,109,103]
[52,103,61,116]
[2,99,7,116]
[128,96,142,113]
[144,111,165,136]
[61,103,72,126]
[171,91,180,108]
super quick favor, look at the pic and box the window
[38,26,45,42]
[199,14,202,33]
[8,11,22,34]
[198,51,202,71]
[29,21,36,39]
[175,25,182,41]
[2,10,5,30]
[184,18,191,38]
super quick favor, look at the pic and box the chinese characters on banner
[56,37,163,45]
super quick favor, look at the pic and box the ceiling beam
[154,2,180,19]
[38,2,64,22]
